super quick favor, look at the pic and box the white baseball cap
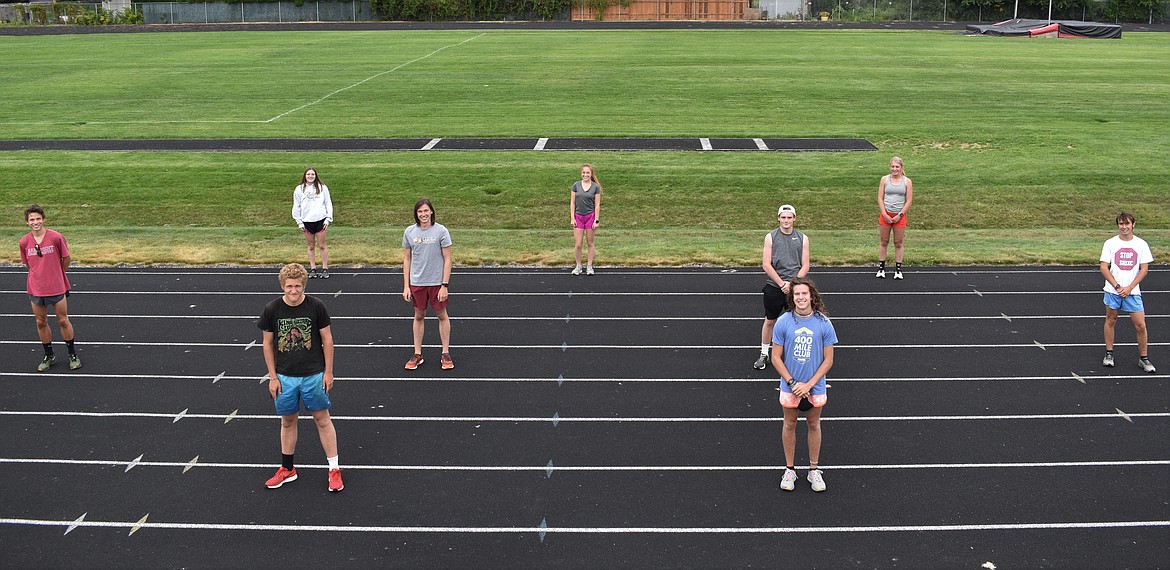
[777,204,796,216]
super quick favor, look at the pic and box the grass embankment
[1,30,1167,265]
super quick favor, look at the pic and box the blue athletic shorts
[1103,292,1144,314]
[274,372,332,416]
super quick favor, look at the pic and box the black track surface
[0,265,1166,568]
[0,137,878,152]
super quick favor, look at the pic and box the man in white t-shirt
[1099,211,1155,373]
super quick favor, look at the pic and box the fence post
[278,1,282,22]
[317,0,320,21]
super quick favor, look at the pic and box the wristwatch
[441,282,449,288]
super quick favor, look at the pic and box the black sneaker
[320,269,330,279]
[308,268,318,278]
[753,353,768,370]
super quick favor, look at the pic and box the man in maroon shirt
[19,205,80,372]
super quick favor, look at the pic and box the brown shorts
[410,285,449,310]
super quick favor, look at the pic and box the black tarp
[966,18,1122,39]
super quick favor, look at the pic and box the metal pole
[1047,0,1051,23]
[1012,0,1017,19]
[278,0,281,22]
[909,0,912,21]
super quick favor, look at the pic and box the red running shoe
[404,354,424,370]
[328,468,344,492]
[441,353,454,370]
[265,466,297,489]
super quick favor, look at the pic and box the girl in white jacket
[291,167,334,278]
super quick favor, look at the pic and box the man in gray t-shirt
[755,204,810,370]
[402,198,454,371]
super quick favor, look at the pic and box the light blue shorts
[1104,292,1145,314]
[274,372,332,416]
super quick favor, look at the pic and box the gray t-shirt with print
[402,223,452,286]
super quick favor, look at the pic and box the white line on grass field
[754,138,769,150]
[2,516,1166,535]
[1,457,1166,472]
[421,138,442,150]
[0,372,1161,383]
[2,410,1167,422]
[2,340,1166,350]
[265,34,486,122]
[700,138,713,150]
[534,137,548,150]
[0,268,1163,277]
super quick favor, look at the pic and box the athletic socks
[877,260,886,269]
[327,455,340,470]
[42,343,54,357]
[895,262,903,271]
[281,454,295,470]
[760,344,769,356]
[65,339,77,356]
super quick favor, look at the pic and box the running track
[0,265,1166,569]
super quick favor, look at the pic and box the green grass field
[1,29,1167,265]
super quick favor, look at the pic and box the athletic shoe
[893,270,904,280]
[441,353,454,370]
[753,353,768,370]
[875,268,885,279]
[404,354,424,370]
[808,469,826,492]
[1102,353,1115,367]
[308,268,317,278]
[328,468,344,492]
[37,355,55,372]
[779,468,797,491]
[320,269,330,279]
[586,266,595,276]
[68,354,82,370]
[571,266,583,276]
[265,466,297,489]
[1139,358,1157,373]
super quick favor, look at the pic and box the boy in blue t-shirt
[771,277,837,493]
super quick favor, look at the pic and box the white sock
[327,455,339,470]
[760,344,770,355]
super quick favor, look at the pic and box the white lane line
[699,138,713,150]
[421,138,441,150]
[1,372,1163,383]
[4,516,1167,534]
[3,340,1168,350]
[4,457,1167,472]
[753,138,769,150]
[534,137,548,150]
[5,289,1161,297]
[5,313,1152,322]
[3,410,1167,422]
[265,34,486,123]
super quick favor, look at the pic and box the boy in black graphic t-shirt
[257,263,344,492]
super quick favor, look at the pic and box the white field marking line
[7,289,1166,297]
[0,372,1161,383]
[534,137,549,150]
[264,34,486,123]
[2,516,1167,534]
[2,340,1167,350]
[753,138,769,150]
[2,313,1158,322]
[2,410,1167,422]
[699,138,713,150]
[1,457,1167,472]
[421,138,441,150]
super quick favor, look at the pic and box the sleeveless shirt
[765,228,805,287]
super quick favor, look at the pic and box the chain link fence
[134,1,372,23]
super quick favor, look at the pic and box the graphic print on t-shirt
[277,317,313,353]
[1114,247,1139,271]
[792,326,814,365]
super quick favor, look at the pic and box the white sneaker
[586,266,595,276]
[779,468,797,491]
[893,270,903,280]
[1102,353,1115,367]
[875,268,885,279]
[571,266,583,276]
[1139,358,1156,373]
[807,469,826,492]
